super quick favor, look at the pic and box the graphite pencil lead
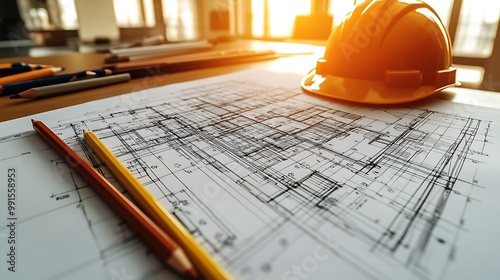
[14,89,37,99]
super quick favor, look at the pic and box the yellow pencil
[84,130,233,280]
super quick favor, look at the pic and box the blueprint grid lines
[1,70,499,280]
[67,81,485,278]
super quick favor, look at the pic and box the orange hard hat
[301,0,459,104]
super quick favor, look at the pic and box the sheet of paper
[1,69,500,280]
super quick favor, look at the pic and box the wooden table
[1,39,499,123]
[1,39,500,280]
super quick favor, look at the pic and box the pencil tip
[184,268,200,280]
[31,119,37,123]
[15,89,36,99]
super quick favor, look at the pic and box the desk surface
[0,39,499,123]
[1,39,500,280]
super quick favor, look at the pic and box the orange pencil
[0,62,52,69]
[31,119,198,279]
[0,67,63,85]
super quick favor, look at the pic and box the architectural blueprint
[1,69,500,280]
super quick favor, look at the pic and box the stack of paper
[106,40,214,62]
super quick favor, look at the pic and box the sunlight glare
[252,0,310,38]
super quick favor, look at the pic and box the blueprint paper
[1,69,500,280]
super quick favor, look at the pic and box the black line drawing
[1,73,496,280]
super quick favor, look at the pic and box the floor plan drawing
[1,70,499,280]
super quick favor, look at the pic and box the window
[18,0,157,30]
[17,0,73,30]
[327,0,355,27]
[17,0,500,66]
[113,0,156,28]
[424,0,454,27]
[250,0,311,38]
[57,0,78,30]
[453,0,500,57]
[162,0,199,41]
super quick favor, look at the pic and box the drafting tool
[2,70,500,280]
[0,65,45,77]
[0,62,51,69]
[106,49,277,78]
[10,73,130,99]
[31,120,198,279]
[84,130,233,280]
[0,67,63,86]
[106,39,214,63]
[0,69,113,96]
[0,62,28,68]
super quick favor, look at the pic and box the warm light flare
[252,0,310,38]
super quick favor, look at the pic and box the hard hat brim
[301,69,459,105]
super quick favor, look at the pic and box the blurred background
[0,0,499,91]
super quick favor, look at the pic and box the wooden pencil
[0,69,113,96]
[0,67,63,86]
[0,65,43,78]
[31,119,198,279]
[10,73,130,99]
[84,130,233,280]
[0,62,52,69]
